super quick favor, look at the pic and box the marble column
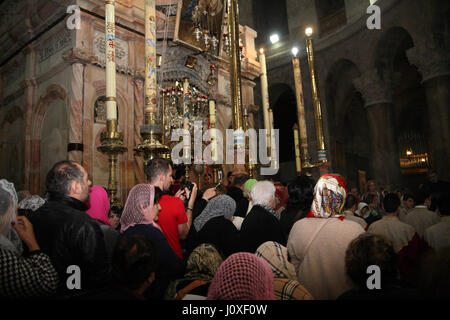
[407,46,450,180]
[132,77,146,184]
[63,48,95,165]
[23,46,37,192]
[68,62,85,163]
[354,69,400,186]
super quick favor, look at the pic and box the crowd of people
[0,159,449,300]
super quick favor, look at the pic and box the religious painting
[174,0,225,56]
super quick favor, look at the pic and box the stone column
[23,46,37,192]
[63,48,94,164]
[354,69,400,186]
[68,62,85,163]
[407,46,450,180]
[132,77,146,184]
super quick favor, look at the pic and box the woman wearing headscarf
[0,179,59,298]
[287,174,365,300]
[120,184,185,299]
[191,195,239,257]
[255,241,313,300]
[85,186,119,262]
[165,243,224,300]
[207,252,275,300]
[18,194,46,216]
[279,174,315,239]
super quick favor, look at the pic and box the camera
[181,180,194,193]
[180,180,194,208]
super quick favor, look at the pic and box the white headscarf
[0,179,23,254]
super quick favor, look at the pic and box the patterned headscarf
[193,195,236,232]
[185,243,224,280]
[207,252,275,300]
[255,241,297,280]
[165,243,224,299]
[86,186,111,226]
[120,184,160,233]
[309,174,347,218]
[18,195,45,212]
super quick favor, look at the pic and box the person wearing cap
[230,179,257,231]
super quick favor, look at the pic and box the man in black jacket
[29,160,110,298]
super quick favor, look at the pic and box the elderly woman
[165,243,224,300]
[0,179,59,298]
[240,181,286,253]
[287,174,365,300]
[207,252,275,300]
[192,195,239,257]
[120,184,185,299]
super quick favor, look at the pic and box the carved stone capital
[353,69,396,107]
[62,48,97,65]
[407,46,450,82]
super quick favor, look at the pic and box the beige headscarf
[120,184,160,233]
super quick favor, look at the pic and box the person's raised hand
[188,182,198,209]
[12,216,40,252]
[175,188,186,201]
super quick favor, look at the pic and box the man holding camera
[145,158,199,260]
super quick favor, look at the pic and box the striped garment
[274,278,313,300]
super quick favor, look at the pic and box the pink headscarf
[86,186,111,226]
[207,252,275,300]
[120,184,160,233]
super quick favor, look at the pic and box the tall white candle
[183,78,190,161]
[209,99,218,162]
[144,0,157,117]
[105,0,117,120]
[293,124,301,173]
[259,48,271,152]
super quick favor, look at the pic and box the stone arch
[30,84,68,194]
[373,26,415,77]
[325,58,371,184]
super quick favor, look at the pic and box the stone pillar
[63,48,95,165]
[23,47,37,192]
[132,77,146,184]
[407,46,450,180]
[354,69,400,186]
[68,62,85,163]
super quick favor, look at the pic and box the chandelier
[191,0,244,59]
[162,81,210,143]
[191,1,222,53]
